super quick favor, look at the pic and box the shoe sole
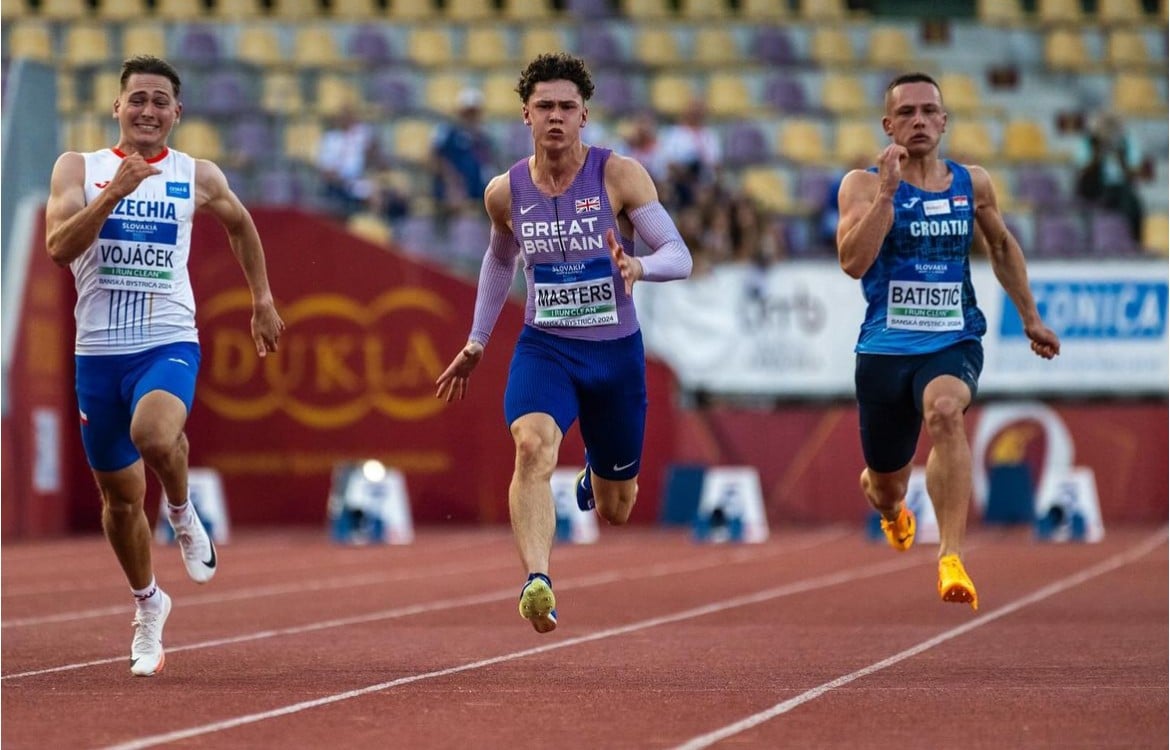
[882,507,916,552]
[938,556,979,611]
[519,580,557,634]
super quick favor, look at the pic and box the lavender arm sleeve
[628,201,693,282]
[468,226,520,347]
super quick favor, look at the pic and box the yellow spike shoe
[938,554,979,611]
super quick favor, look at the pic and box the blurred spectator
[315,105,391,219]
[431,88,496,219]
[659,98,723,209]
[620,110,669,187]
[1074,111,1144,243]
[819,154,872,251]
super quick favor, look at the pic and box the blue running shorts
[75,341,201,472]
[504,326,647,481]
[854,339,983,474]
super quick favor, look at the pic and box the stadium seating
[502,0,557,21]
[63,25,112,69]
[37,0,89,20]
[775,119,829,166]
[520,27,568,62]
[947,120,998,163]
[693,29,741,67]
[172,118,224,161]
[444,0,495,22]
[98,0,147,21]
[1142,213,1169,255]
[236,25,285,68]
[7,22,54,62]
[120,22,168,60]
[739,0,790,21]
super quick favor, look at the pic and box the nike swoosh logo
[167,358,189,366]
[520,204,537,215]
[901,197,921,209]
[203,541,217,569]
[94,181,110,189]
[613,460,637,472]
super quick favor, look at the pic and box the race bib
[95,217,180,294]
[886,260,964,331]
[533,257,618,327]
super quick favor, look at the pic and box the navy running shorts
[75,341,201,472]
[854,338,983,474]
[504,325,647,481]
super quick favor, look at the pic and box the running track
[3,525,1166,749]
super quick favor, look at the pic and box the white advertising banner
[634,260,1168,398]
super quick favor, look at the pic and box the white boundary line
[97,551,925,750]
[669,528,1168,750]
[3,529,851,679]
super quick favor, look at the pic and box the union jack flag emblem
[574,196,601,214]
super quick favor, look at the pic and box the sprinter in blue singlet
[836,72,1061,612]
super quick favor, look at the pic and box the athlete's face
[882,81,947,157]
[523,80,587,152]
[114,73,182,156]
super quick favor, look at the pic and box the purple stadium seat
[1090,210,1140,256]
[1034,212,1087,258]
[591,71,637,116]
[763,74,808,114]
[564,0,615,19]
[578,26,624,67]
[751,27,798,66]
[347,26,394,67]
[176,26,222,67]
[201,70,251,116]
[253,165,305,208]
[228,117,275,162]
[1015,165,1065,209]
[367,72,416,115]
[723,122,769,167]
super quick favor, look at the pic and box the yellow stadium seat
[1044,28,1095,72]
[519,27,567,61]
[90,70,122,111]
[172,119,224,161]
[867,27,914,69]
[1098,0,1146,24]
[1001,119,1051,162]
[269,0,322,20]
[153,0,206,21]
[693,29,741,67]
[261,71,306,115]
[820,73,869,116]
[444,0,494,21]
[1142,213,1168,255]
[8,22,54,62]
[63,24,112,68]
[977,0,1026,25]
[800,0,849,21]
[466,28,514,68]
[236,25,285,68]
[293,27,343,69]
[740,167,793,214]
[987,168,1015,209]
[775,119,829,165]
[37,0,89,20]
[834,120,882,163]
[283,117,323,163]
[739,0,788,19]
[98,0,147,21]
[1036,0,1083,24]
[424,74,473,116]
[65,115,116,152]
[482,72,523,118]
[408,27,454,67]
[634,28,682,68]
[347,213,392,246]
[389,0,436,20]
[947,120,998,163]
[937,72,984,116]
[392,118,436,164]
[57,71,78,113]
[1111,73,1166,116]
[810,28,855,68]
[502,0,555,21]
[679,0,728,19]
[706,74,755,118]
[1,0,28,21]
[314,74,361,117]
[1105,29,1154,70]
[121,23,168,59]
[331,0,381,19]
[210,0,264,20]
[621,0,672,19]
[649,74,699,118]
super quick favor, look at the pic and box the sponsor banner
[635,260,1168,397]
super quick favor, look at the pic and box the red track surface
[3,525,1166,749]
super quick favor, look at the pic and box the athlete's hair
[515,53,594,104]
[884,72,941,109]
[120,55,182,98]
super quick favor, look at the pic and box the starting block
[866,467,940,545]
[1033,466,1104,543]
[155,467,230,544]
[694,466,769,543]
[551,467,599,544]
[328,460,413,545]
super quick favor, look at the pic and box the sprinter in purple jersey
[436,53,692,633]
[837,72,1060,611]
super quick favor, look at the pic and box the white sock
[167,500,192,525]
[132,578,162,611]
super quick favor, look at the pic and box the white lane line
[670,528,1169,750]
[4,529,852,679]
[96,549,921,750]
